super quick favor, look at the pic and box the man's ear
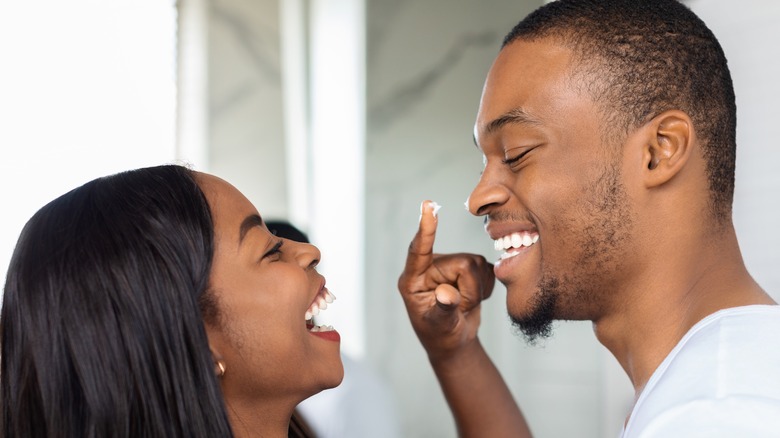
[642,110,694,188]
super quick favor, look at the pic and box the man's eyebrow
[484,107,541,136]
[239,214,264,244]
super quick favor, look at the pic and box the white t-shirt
[622,305,780,437]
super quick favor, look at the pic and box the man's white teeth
[305,289,337,321]
[494,231,539,251]
[309,325,335,332]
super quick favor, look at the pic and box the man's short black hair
[504,0,736,221]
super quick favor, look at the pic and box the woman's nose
[293,241,321,270]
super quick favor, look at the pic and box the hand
[397,200,495,362]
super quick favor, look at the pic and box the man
[397,1,780,436]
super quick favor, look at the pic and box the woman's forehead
[195,172,260,234]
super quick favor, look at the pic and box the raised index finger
[404,200,441,277]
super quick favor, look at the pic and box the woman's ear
[642,110,694,188]
[210,346,227,378]
[203,321,227,378]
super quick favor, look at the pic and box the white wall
[0,1,177,290]
[686,0,780,301]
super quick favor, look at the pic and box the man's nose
[467,168,510,217]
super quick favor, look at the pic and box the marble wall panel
[208,0,288,219]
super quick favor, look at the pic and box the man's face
[468,38,635,342]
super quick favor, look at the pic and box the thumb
[424,284,462,328]
[434,283,462,307]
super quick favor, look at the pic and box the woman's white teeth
[317,296,328,310]
[305,289,337,321]
[309,325,335,332]
[494,231,539,251]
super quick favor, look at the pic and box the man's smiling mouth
[494,231,539,260]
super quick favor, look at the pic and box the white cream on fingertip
[431,201,442,218]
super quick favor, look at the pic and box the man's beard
[509,276,557,345]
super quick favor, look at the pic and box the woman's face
[196,173,343,406]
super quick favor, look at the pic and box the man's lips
[485,220,538,241]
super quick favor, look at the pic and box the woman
[1,165,342,437]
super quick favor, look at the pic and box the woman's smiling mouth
[305,286,340,342]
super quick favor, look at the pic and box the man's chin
[508,284,557,345]
[510,313,554,345]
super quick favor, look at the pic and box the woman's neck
[225,398,298,438]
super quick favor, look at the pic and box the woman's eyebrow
[239,214,264,245]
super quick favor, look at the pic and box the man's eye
[502,149,531,166]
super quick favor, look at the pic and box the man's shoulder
[668,304,780,392]
[626,396,780,437]
[654,305,780,397]
[623,305,780,437]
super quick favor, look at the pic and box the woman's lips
[306,324,341,342]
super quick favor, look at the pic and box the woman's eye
[263,240,284,260]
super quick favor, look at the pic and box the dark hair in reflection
[266,220,310,244]
[1,165,233,437]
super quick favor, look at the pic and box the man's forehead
[474,40,595,139]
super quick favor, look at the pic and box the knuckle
[397,274,411,291]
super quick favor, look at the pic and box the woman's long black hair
[1,165,233,437]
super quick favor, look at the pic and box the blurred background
[1,0,778,436]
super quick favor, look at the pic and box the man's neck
[593,224,774,395]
